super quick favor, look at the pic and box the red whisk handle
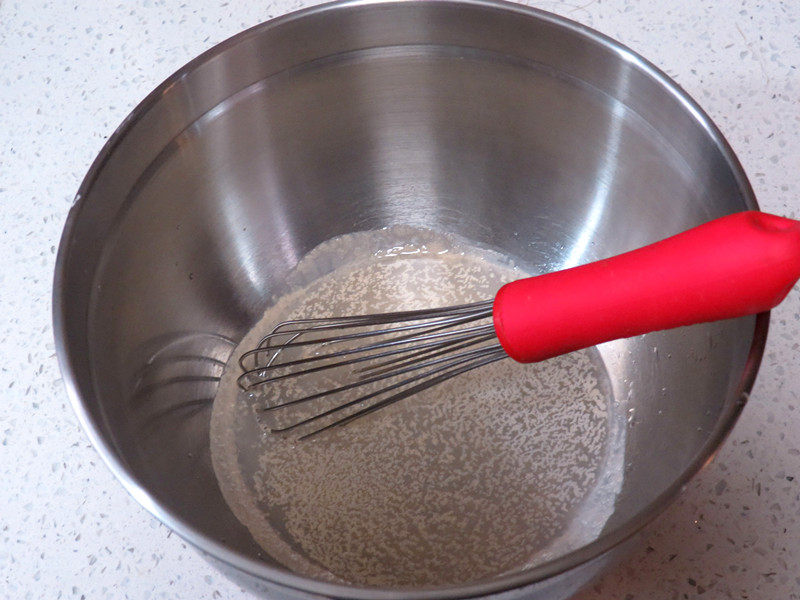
[493,211,800,363]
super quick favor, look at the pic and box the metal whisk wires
[237,300,507,439]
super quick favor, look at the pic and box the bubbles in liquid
[210,227,625,587]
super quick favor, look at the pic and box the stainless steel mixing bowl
[53,1,766,598]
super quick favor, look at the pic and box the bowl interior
[56,1,759,595]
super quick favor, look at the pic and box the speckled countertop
[2,1,799,598]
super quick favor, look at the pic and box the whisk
[238,211,800,439]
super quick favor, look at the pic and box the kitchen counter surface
[2,1,799,598]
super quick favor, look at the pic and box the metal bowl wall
[54,1,765,598]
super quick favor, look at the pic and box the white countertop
[2,0,799,598]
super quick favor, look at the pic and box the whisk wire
[238,300,501,438]
[237,322,495,389]
[260,337,503,415]
[238,302,493,372]
[358,332,498,378]
[294,348,507,440]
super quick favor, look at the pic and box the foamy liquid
[210,227,625,587]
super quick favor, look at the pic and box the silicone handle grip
[493,211,800,363]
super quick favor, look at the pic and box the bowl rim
[53,0,765,597]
